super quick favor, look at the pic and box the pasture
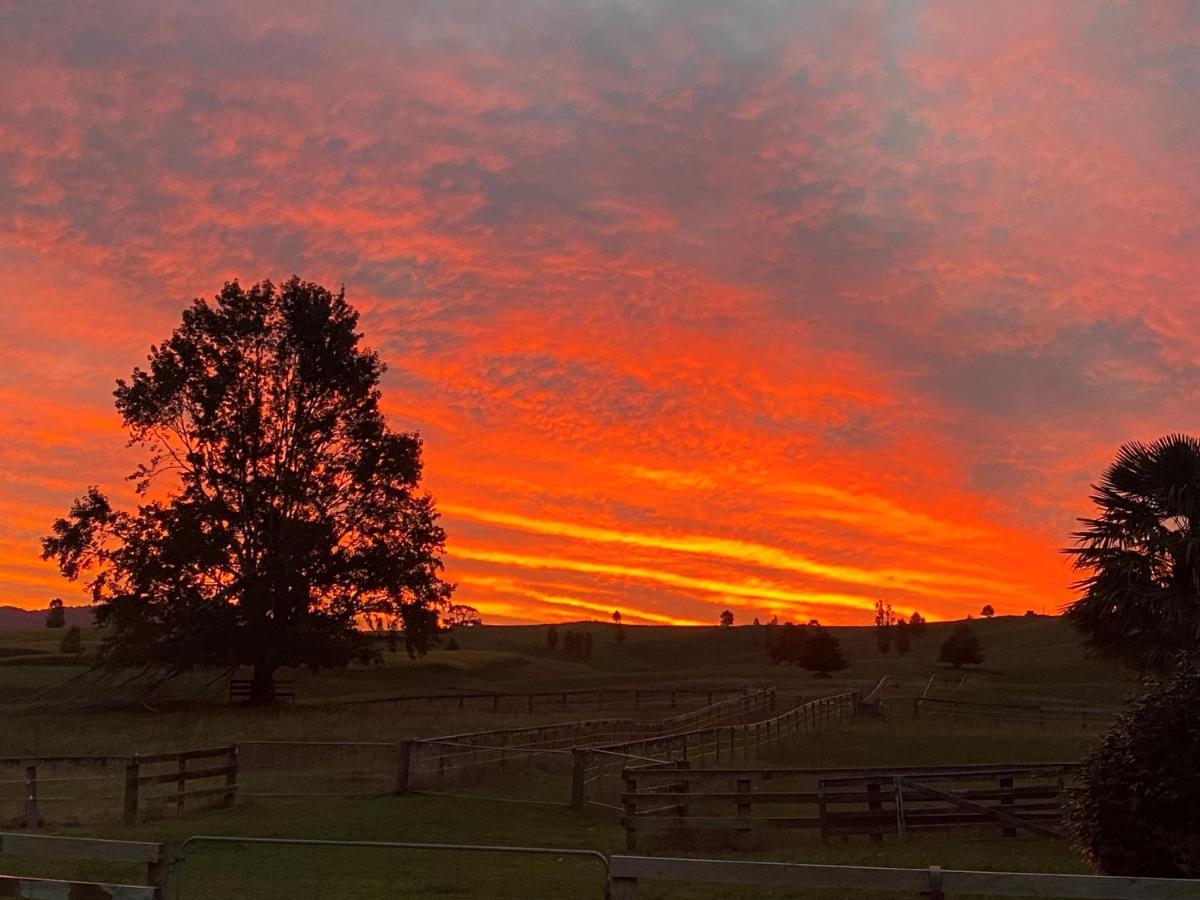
[0,616,1144,897]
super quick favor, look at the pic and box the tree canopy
[42,278,454,702]
[1065,434,1200,673]
[938,623,984,668]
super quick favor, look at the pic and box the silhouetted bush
[59,624,82,655]
[1068,669,1200,876]
[938,623,984,668]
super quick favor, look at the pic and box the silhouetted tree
[613,609,625,644]
[939,624,984,668]
[443,604,482,629]
[41,278,454,703]
[582,631,594,659]
[1068,668,1200,876]
[546,625,559,650]
[981,604,995,618]
[563,630,578,656]
[798,625,849,678]
[45,598,65,629]
[1065,435,1200,673]
[895,619,911,655]
[444,636,459,651]
[908,611,926,636]
[60,624,83,655]
[719,609,734,628]
[874,599,894,654]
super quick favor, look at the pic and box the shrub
[938,623,984,668]
[59,624,83,655]
[1068,669,1200,876]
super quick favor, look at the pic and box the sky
[1,1,1198,626]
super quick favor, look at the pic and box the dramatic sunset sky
[2,2,1198,626]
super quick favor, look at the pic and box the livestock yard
[0,615,1186,898]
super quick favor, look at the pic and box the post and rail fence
[620,761,1079,850]
[0,831,168,899]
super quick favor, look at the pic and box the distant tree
[563,630,577,656]
[1068,668,1200,876]
[938,624,984,668]
[1065,435,1200,673]
[874,599,894,654]
[582,631,594,659]
[895,619,911,655]
[1025,610,1038,617]
[908,611,926,636]
[612,610,621,625]
[444,636,459,651]
[719,609,734,628]
[798,625,849,678]
[59,624,83,655]
[546,624,559,650]
[443,604,482,629]
[807,619,820,626]
[981,604,995,618]
[752,617,760,627]
[45,598,65,629]
[40,279,454,703]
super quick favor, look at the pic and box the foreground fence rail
[607,854,1200,899]
[0,831,167,898]
[914,697,1120,729]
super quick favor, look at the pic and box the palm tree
[1065,434,1200,672]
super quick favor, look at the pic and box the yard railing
[607,854,1200,899]
[124,746,238,824]
[914,697,1119,729]
[334,685,753,713]
[619,761,1078,849]
[0,831,168,899]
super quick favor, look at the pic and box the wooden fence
[620,761,1077,849]
[334,685,754,713]
[579,692,859,812]
[125,745,238,823]
[607,854,1200,899]
[0,831,167,899]
[404,689,777,792]
[914,697,1119,729]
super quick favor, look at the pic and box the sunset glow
[2,2,1198,625]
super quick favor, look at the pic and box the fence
[607,854,1200,899]
[620,761,1077,850]
[404,689,778,797]
[914,697,1119,729]
[334,685,753,713]
[125,746,238,823]
[0,756,127,828]
[0,831,167,899]
[582,692,859,814]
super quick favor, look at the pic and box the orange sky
[1,2,1198,625]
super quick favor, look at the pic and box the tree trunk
[249,661,277,705]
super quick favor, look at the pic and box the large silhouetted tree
[42,278,454,702]
[1065,435,1200,673]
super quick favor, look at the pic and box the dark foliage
[938,623,984,668]
[874,599,894,654]
[1065,434,1200,673]
[768,622,848,677]
[908,611,926,636]
[1067,669,1200,876]
[443,604,482,629]
[45,598,65,629]
[981,604,995,618]
[895,619,911,655]
[60,624,83,655]
[719,609,734,628]
[41,278,453,702]
[546,624,559,650]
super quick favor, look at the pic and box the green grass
[0,616,1136,897]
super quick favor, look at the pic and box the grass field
[0,615,1138,897]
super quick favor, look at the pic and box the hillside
[0,604,94,630]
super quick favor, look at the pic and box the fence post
[999,775,1015,837]
[225,744,239,807]
[23,765,38,829]
[177,754,187,813]
[148,843,169,899]
[570,749,588,809]
[395,740,414,795]
[124,756,140,825]
[622,770,638,851]
[736,776,752,849]
[867,781,883,843]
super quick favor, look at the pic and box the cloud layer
[2,1,1198,624]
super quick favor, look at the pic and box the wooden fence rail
[620,761,1079,849]
[0,831,167,898]
[607,854,1200,899]
[914,697,1119,729]
[124,745,238,824]
[334,685,755,712]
